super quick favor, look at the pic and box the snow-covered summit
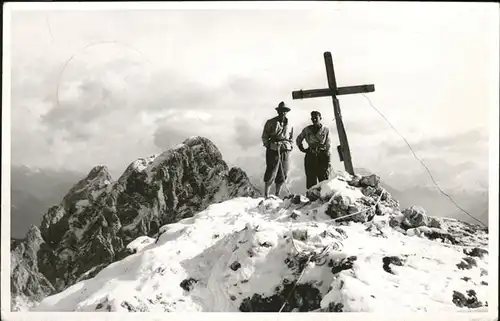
[32,173,490,313]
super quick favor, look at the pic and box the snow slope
[32,174,491,313]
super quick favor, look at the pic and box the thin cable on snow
[278,253,314,313]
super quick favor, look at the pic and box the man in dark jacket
[261,102,294,198]
[296,111,332,189]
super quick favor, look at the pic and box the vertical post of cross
[323,52,355,175]
[292,52,375,176]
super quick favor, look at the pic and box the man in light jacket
[296,110,332,190]
[261,101,294,198]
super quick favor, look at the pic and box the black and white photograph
[2,1,498,319]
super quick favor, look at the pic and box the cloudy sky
[5,2,498,219]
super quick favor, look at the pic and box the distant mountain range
[11,166,85,239]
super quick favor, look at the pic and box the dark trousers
[263,148,290,184]
[304,151,331,189]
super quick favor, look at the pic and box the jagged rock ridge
[11,136,261,311]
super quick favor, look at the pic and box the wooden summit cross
[292,51,375,176]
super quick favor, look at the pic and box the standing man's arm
[262,120,271,148]
[325,128,332,152]
[296,128,307,153]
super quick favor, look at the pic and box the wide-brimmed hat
[275,101,291,112]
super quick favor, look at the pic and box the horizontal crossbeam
[292,84,375,100]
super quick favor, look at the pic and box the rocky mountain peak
[11,136,261,311]
[11,224,55,310]
[38,164,113,246]
[86,165,112,181]
[26,224,42,241]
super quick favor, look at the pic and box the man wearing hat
[261,101,294,198]
[296,110,332,189]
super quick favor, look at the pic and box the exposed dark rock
[382,256,404,274]
[122,301,135,312]
[239,282,321,312]
[326,302,344,312]
[456,257,477,270]
[325,194,368,223]
[331,256,357,274]
[428,217,442,229]
[422,229,458,244]
[180,278,198,292]
[320,230,334,239]
[400,206,428,230]
[383,194,400,210]
[305,187,321,202]
[335,228,348,240]
[361,186,377,197]
[325,195,346,217]
[292,229,308,242]
[359,174,380,188]
[389,216,401,228]
[260,241,273,248]
[452,290,483,309]
[461,276,471,282]
[348,175,362,188]
[121,297,149,312]
[290,210,300,220]
[115,247,135,261]
[291,195,309,205]
[291,195,300,204]
[230,261,242,271]
[463,247,488,258]
[284,253,311,275]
